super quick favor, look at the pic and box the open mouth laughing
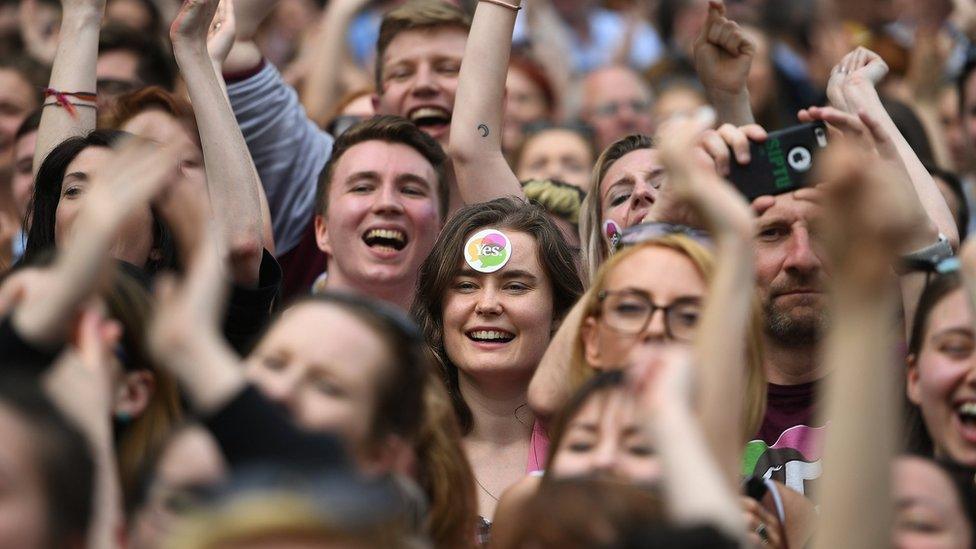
[408,106,452,134]
[363,228,408,254]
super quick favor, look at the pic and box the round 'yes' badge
[464,229,512,273]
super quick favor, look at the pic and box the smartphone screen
[727,121,829,201]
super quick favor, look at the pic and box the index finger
[751,195,776,216]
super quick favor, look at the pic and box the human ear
[114,370,155,419]
[906,353,922,406]
[314,214,332,255]
[581,316,604,369]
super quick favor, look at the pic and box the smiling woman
[412,197,582,529]
[906,272,976,468]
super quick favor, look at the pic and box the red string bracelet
[43,88,97,117]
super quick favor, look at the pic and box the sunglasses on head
[615,222,712,252]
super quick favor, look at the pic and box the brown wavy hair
[412,197,584,434]
[414,377,478,548]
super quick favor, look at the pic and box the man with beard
[742,192,829,497]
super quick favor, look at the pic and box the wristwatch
[896,233,954,275]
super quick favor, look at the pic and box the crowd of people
[0,0,975,545]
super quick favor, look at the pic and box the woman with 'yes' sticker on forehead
[413,198,583,539]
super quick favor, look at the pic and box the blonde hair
[578,134,654,285]
[569,236,766,440]
[521,179,585,225]
[164,492,422,549]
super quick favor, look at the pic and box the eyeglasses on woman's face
[597,289,701,342]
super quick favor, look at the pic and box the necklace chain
[475,475,499,502]
[472,402,531,504]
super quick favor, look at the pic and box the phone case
[728,121,829,201]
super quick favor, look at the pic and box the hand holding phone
[727,121,829,201]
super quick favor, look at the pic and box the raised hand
[12,139,179,346]
[656,119,756,240]
[207,0,237,66]
[148,176,245,414]
[43,304,119,443]
[150,177,226,361]
[827,46,889,111]
[628,344,695,418]
[693,1,756,96]
[815,142,927,281]
[697,123,767,177]
[171,0,221,50]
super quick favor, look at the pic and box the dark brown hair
[412,197,583,433]
[541,370,625,482]
[375,0,471,90]
[906,272,963,457]
[314,115,449,221]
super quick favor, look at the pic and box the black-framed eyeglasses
[616,222,712,253]
[597,289,701,341]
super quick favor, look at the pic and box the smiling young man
[313,116,448,308]
[222,0,469,299]
[373,1,469,147]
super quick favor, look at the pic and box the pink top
[526,420,550,473]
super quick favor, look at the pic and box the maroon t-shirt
[757,381,820,445]
[277,218,326,305]
[744,381,826,497]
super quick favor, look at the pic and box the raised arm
[657,120,756,490]
[528,292,591,422]
[44,307,123,549]
[811,146,911,549]
[148,178,347,469]
[448,0,524,205]
[218,0,333,256]
[693,0,756,126]
[172,0,266,286]
[831,47,958,249]
[299,0,370,128]
[33,0,102,177]
[13,139,179,348]
[631,347,745,541]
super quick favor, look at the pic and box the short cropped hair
[315,115,449,221]
[375,0,471,90]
